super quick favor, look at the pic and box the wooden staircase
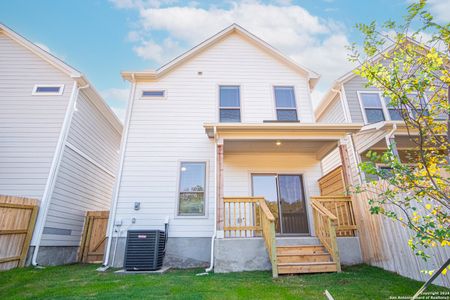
[277,244,338,274]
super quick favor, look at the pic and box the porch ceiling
[224,140,335,154]
[204,123,363,140]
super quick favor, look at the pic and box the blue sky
[1,0,448,121]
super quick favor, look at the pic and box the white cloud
[101,88,130,121]
[427,0,450,23]
[133,37,183,63]
[114,1,356,105]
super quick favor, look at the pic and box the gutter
[204,126,218,273]
[32,82,89,266]
[101,80,137,269]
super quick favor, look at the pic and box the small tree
[348,0,449,270]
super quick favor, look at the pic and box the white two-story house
[105,24,364,277]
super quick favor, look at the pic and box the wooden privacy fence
[79,211,109,263]
[0,195,38,270]
[318,166,346,196]
[353,181,450,287]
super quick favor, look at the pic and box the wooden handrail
[311,198,341,272]
[258,198,278,278]
[258,198,275,222]
[311,201,337,220]
[311,196,357,237]
[222,196,278,277]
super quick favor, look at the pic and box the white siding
[115,33,315,238]
[353,129,387,154]
[0,32,74,199]
[223,152,322,235]
[320,148,341,175]
[41,91,121,246]
[317,94,346,123]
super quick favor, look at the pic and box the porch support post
[338,143,352,192]
[385,135,400,159]
[216,139,224,238]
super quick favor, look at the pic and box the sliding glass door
[252,174,309,235]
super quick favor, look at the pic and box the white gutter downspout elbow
[31,82,89,266]
[205,126,218,273]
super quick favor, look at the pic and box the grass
[0,264,448,299]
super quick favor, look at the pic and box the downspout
[204,126,218,273]
[32,82,89,266]
[101,78,137,269]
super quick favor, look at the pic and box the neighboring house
[0,24,122,266]
[315,48,450,286]
[106,24,364,276]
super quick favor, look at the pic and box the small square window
[32,84,64,95]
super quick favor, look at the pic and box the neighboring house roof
[0,23,123,132]
[122,23,321,89]
[314,37,439,121]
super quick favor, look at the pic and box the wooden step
[277,253,332,264]
[276,245,327,256]
[277,262,337,274]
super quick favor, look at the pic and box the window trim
[140,89,167,100]
[175,160,209,219]
[357,91,389,124]
[273,85,299,122]
[219,85,241,123]
[32,84,64,96]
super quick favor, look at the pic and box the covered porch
[204,123,362,277]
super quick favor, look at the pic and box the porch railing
[223,197,278,278]
[311,199,341,272]
[310,196,357,237]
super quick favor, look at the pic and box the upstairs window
[141,90,166,99]
[360,92,385,124]
[178,162,206,216]
[385,97,404,121]
[32,84,64,95]
[219,86,241,122]
[274,86,298,121]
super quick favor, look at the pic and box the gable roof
[0,23,123,132]
[122,24,321,89]
[315,37,444,120]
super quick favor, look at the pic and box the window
[384,97,404,121]
[409,93,429,118]
[32,84,64,95]
[219,86,241,122]
[141,90,165,99]
[274,86,298,121]
[178,162,206,216]
[360,92,385,124]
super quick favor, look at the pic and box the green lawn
[0,264,448,299]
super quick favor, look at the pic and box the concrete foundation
[109,237,211,269]
[214,236,362,273]
[337,237,363,265]
[214,238,271,273]
[26,246,79,266]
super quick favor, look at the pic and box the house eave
[204,123,363,139]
